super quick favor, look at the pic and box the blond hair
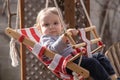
[36,7,59,28]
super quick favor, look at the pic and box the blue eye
[44,23,49,27]
[54,22,59,25]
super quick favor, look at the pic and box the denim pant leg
[78,56,111,80]
[93,53,115,75]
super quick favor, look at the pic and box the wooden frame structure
[5,25,103,80]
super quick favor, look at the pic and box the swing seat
[5,27,90,80]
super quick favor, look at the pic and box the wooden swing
[5,25,104,80]
[5,0,105,80]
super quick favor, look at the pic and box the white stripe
[16,29,21,34]
[59,72,71,79]
[86,44,92,57]
[32,43,42,55]
[78,75,83,80]
[34,28,41,38]
[79,29,92,58]
[25,28,37,43]
[16,28,41,41]
[73,72,83,80]
[48,54,62,71]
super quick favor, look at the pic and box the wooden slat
[73,38,101,48]
[116,43,120,64]
[111,47,120,74]
[64,32,76,45]
[105,42,120,77]
[106,51,118,75]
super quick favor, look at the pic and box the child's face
[39,12,62,36]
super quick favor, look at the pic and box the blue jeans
[66,53,115,80]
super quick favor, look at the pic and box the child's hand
[66,28,79,36]
[61,28,79,43]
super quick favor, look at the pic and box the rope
[78,55,82,66]
[45,0,49,8]
[15,0,19,30]
[100,1,112,39]
[10,38,19,67]
[9,0,19,67]
[53,0,66,32]
[80,0,92,26]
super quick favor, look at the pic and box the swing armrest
[65,26,105,62]
[90,44,105,54]
[72,38,102,48]
[68,41,105,63]
[5,27,90,78]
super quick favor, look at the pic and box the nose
[49,24,54,28]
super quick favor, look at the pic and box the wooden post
[64,0,75,28]
[19,0,26,80]
[85,0,90,27]
[85,0,90,39]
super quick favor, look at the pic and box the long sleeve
[40,35,67,53]
[40,35,74,57]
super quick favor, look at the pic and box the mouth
[50,31,56,33]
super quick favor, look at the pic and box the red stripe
[21,29,28,37]
[18,35,25,42]
[98,41,103,46]
[54,57,65,72]
[30,28,40,42]
[27,47,32,51]
[61,55,72,74]
[38,47,46,59]
[37,46,51,65]
[21,29,32,49]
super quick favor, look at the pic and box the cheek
[59,25,63,31]
[41,28,48,34]
[57,27,62,33]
